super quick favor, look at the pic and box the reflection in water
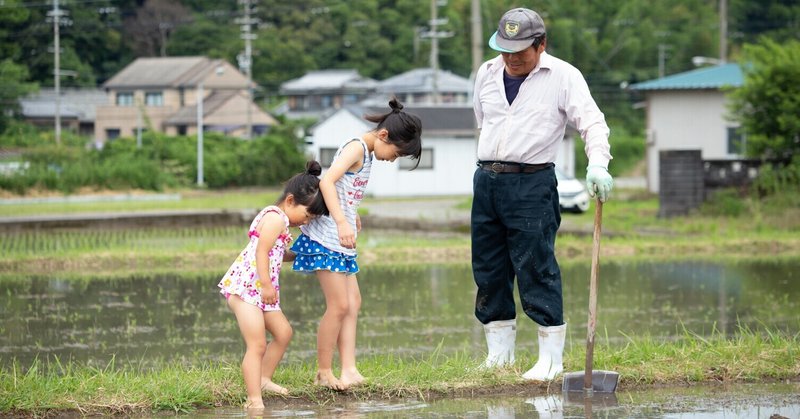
[191,383,799,418]
[0,260,798,368]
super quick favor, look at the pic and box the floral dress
[218,206,291,311]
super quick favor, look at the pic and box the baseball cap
[488,8,546,53]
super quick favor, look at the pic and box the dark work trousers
[471,166,564,327]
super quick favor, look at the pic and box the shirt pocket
[519,103,561,138]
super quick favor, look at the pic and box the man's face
[501,41,545,77]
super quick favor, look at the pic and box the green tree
[728,38,800,159]
[0,59,38,132]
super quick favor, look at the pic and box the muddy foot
[244,398,265,409]
[340,369,365,387]
[314,370,348,391]
[261,379,289,396]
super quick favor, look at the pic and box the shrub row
[0,125,307,194]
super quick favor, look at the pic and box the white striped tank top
[301,138,373,256]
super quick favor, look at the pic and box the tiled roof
[630,63,743,91]
[279,69,378,93]
[103,57,220,88]
[19,88,108,121]
[378,68,471,94]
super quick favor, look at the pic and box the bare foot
[314,370,348,391]
[244,398,265,409]
[261,379,289,396]
[340,368,365,387]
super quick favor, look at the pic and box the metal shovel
[562,199,619,394]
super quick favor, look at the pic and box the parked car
[556,168,590,213]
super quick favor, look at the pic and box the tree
[123,0,191,57]
[728,38,800,159]
[0,59,38,132]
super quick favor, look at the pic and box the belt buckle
[490,162,503,173]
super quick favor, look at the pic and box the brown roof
[103,57,222,89]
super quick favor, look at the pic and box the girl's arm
[320,141,364,249]
[254,211,285,305]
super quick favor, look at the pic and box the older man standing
[471,7,613,381]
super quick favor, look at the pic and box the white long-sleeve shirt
[473,52,612,168]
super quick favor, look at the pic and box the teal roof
[630,63,742,91]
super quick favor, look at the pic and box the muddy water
[195,382,800,418]
[1,260,798,368]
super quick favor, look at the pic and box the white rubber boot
[479,319,516,369]
[522,323,566,381]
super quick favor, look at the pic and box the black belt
[478,161,554,174]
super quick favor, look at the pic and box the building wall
[308,109,476,197]
[644,90,736,192]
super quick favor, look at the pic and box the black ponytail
[364,97,423,169]
[277,160,328,216]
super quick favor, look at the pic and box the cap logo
[504,21,520,38]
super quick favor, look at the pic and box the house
[95,56,277,142]
[307,104,475,197]
[305,104,578,197]
[19,88,108,137]
[278,69,378,120]
[630,63,744,192]
[375,67,472,105]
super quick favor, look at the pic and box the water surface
[1,259,797,368]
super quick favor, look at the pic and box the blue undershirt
[503,71,527,105]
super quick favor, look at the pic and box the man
[471,7,613,381]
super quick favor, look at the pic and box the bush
[699,188,748,217]
[0,127,308,195]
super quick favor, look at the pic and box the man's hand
[586,165,613,202]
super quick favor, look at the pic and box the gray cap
[488,8,546,53]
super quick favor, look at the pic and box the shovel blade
[562,370,619,393]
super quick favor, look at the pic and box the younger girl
[291,98,423,390]
[218,161,328,409]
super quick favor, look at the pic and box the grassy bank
[2,328,798,416]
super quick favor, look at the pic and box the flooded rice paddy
[196,382,799,418]
[1,259,798,369]
[1,259,799,417]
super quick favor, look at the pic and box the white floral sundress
[218,205,291,311]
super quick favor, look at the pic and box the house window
[106,128,121,139]
[399,147,433,170]
[727,127,745,155]
[319,147,338,168]
[177,125,187,136]
[116,92,134,106]
[145,91,163,107]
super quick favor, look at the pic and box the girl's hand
[337,220,356,249]
[262,286,278,306]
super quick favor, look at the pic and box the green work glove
[586,165,613,202]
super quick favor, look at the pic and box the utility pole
[719,0,727,63]
[237,0,258,139]
[470,0,482,79]
[657,44,670,78]
[48,0,66,145]
[420,0,453,105]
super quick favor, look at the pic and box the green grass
[2,328,797,416]
[0,188,281,216]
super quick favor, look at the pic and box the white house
[306,104,477,197]
[630,63,744,192]
[306,104,577,197]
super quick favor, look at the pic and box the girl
[291,98,423,390]
[218,161,329,409]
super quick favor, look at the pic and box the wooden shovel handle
[585,198,603,391]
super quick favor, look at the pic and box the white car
[556,168,591,213]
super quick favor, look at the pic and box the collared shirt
[473,52,612,168]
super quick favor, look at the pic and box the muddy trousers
[471,166,564,327]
